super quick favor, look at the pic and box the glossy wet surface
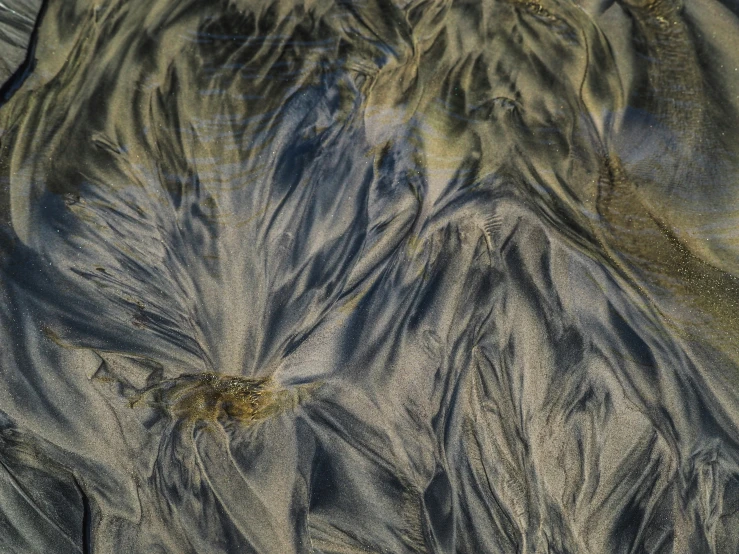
[0,0,739,552]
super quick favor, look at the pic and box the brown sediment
[130,373,312,424]
[595,153,739,375]
[592,0,739,368]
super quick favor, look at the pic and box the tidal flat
[0,0,738,552]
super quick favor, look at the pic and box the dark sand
[0,0,739,552]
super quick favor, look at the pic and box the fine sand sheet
[0,0,739,552]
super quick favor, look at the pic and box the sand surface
[1,0,739,552]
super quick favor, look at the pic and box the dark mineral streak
[0,0,739,552]
[0,0,42,91]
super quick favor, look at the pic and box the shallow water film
[1,0,739,552]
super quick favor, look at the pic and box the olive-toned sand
[0,0,739,552]
[0,0,42,89]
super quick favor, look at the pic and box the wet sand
[0,0,739,552]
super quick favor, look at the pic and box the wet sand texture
[1,0,739,552]
[0,0,43,90]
